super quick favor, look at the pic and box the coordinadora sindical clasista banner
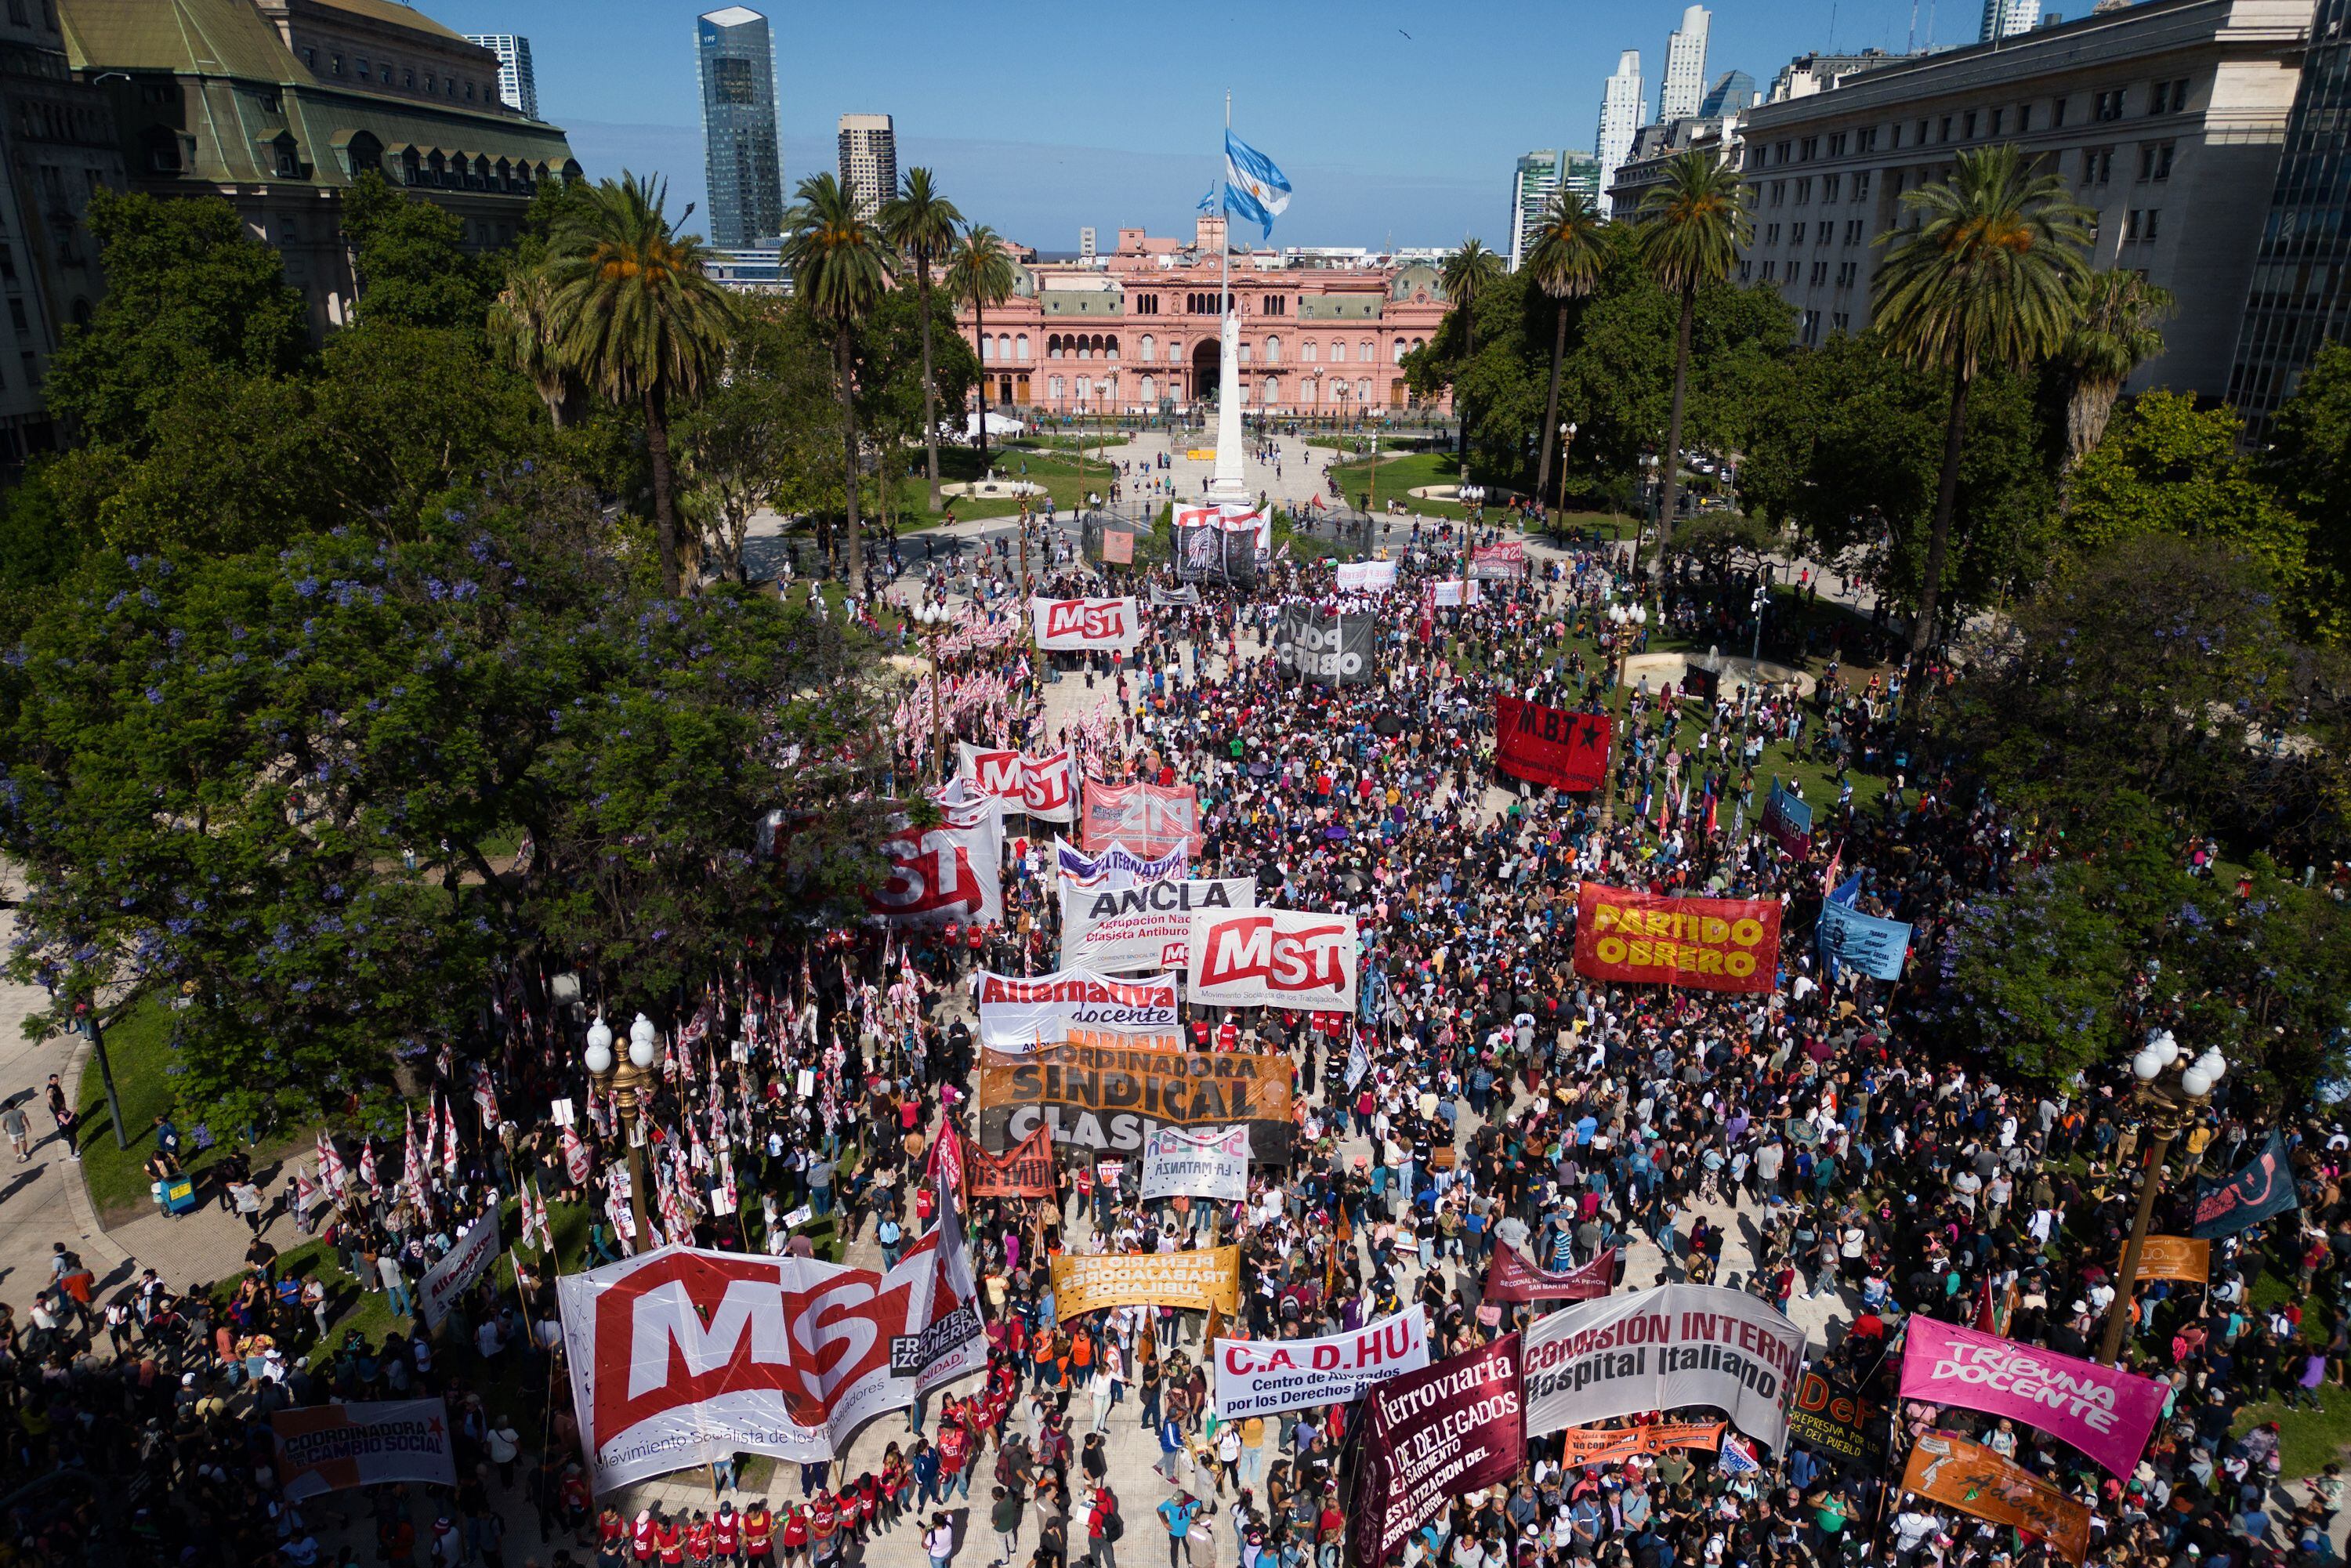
[1571,884,1783,994]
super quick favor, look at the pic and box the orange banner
[2128,1235,2210,1284]
[1572,884,1781,993]
[970,1127,1056,1199]
[1556,1421,1725,1468]
[1903,1432,2091,1566]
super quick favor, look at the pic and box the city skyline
[435,0,1947,248]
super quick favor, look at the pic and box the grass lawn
[1320,451,1639,534]
[2237,1392,2351,1479]
[1007,433,1132,451]
[884,442,1128,530]
[73,996,310,1223]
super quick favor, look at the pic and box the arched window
[1047,335,1061,360]
[1393,338,1407,362]
[1357,378,1371,402]
[1262,375,1279,404]
[1359,339,1374,363]
[1016,334,1030,361]
[1140,375,1157,404]
[1412,337,1425,352]
[1330,339,1346,363]
[1139,334,1155,363]
[1107,336,1120,360]
[1302,339,1317,364]
[980,335,994,363]
[1264,335,1281,364]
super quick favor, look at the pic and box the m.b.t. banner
[1493,697,1611,791]
[1573,885,1781,993]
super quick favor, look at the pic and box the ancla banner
[1273,606,1374,686]
[557,1228,986,1491]
[1572,884,1781,994]
[867,780,1003,929]
[418,1208,501,1331]
[1139,1125,1252,1202]
[1522,1284,1804,1450]
[1350,1334,1525,1567]
[957,744,1076,824]
[1896,1316,2166,1480]
[1060,877,1255,973]
[969,1127,1056,1199]
[1211,1305,1430,1420]
[2191,1131,2299,1239]
[1483,1244,1614,1304]
[1493,697,1611,792]
[273,1398,458,1500]
[1186,907,1359,1012]
[1031,596,1142,654]
[1081,780,1203,860]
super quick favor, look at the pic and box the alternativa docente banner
[556,1227,985,1492]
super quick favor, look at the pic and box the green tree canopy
[2264,340,2351,644]
[46,189,309,448]
[2063,391,2303,585]
[342,172,503,331]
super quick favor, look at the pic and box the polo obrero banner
[1571,884,1781,994]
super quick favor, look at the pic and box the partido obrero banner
[1031,596,1143,654]
[957,743,1076,823]
[1492,697,1612,792]
[976,1041,1297,1161]
[1060,877,1256,973]
[971,968,1180,1048]
[1139,1124,1252,1201]
[1273,606,1374,686]
[272,1398,459,1500]
[556,1229,986,1491]
[1210,1305,1430,1420]
[1896,1316,2167,1480]
[1184,907,1360,1012]
[1572,884,1782,994]
[1521,1284,1806,1450]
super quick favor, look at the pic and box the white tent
[963,411,1026,441]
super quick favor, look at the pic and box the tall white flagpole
[1210,91,1248,504]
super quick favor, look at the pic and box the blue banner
[2191,1132,2300,1239]
[1817,900,1911,982]
[1762,779,1813,857]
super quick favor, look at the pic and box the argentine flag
[1223,131,1291,241]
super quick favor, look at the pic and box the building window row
[977,333,1032,363]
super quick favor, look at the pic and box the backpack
[1100,1497,1125,1543]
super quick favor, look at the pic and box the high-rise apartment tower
[697,7,784,248]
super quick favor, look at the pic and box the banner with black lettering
[273,1399,458,1500]
[1521,1284,1805,1450]
[1212,1305,1430,1419]
[1273,606,1374,686]
[1060,877,1255,972]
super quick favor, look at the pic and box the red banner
[1469,541,1527,581]
[1573,884,1781,992]
[865,784,1002,927]
[1350,1334,1524,1566]
[1483,1245,1615,1303]
[970,1127,1056,1198]
[1494,697,1611,791]
[1080,780,1203,859]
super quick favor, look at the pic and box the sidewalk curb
[56,1032,132,1269]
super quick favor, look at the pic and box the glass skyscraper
[697,6,784,248]
[2227,0,2351,440]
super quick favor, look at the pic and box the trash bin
[161,1173,201,1215]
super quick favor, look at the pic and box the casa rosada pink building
[955,216,1454,418]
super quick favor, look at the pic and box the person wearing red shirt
[774,1506,805,1568]
[712,1504,741,1565]
[1187,1019,1212,1052]
[600,1510,628,1559]
[1215,1020,1238,1052]
[742,1505,776,1568]
[656,1516,684,1568]
[631,1512,659,1565]
[685,1515,714,1568]
[936,1414,973,1499]
[1085,1486,1119,1568]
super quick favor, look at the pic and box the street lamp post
[2099,1030,2229,1366]
[914,599,953,784]
[1598,601,1647,825]
[1555,421,1578,541]
[584,1013,657,1245]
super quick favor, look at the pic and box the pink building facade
[955,216,1454,419]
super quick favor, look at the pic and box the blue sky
[440,0,1943,250]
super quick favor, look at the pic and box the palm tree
[544,175,737,599]
[1873,143,2092,662]
[487,262,577,428]
[2054,267,2175,469]
[781,172,895,585]
[945,223,1016,473]
[1438,237,1504,470]
[1524,190,1609,514]
[877,168,966,515]
[1636,149,1752,564]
